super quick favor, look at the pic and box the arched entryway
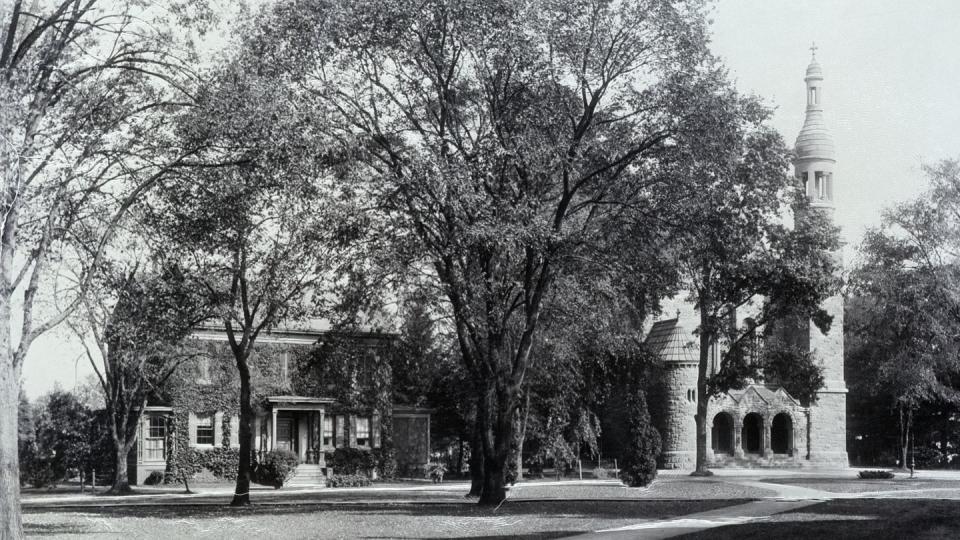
[771,412,793,455]
[711,412,734,454]
[741,413,763,454]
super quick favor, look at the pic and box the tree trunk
[110,443,134,494]
[231,358,252,506]
[898,406,907,469]
[516,392,530,483]
[693,304,713,476]
[0,350,22,539]
[467,408,484,497]
[477,383,516,506]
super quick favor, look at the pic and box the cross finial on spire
[810,42,818,59]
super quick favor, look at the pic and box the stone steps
[286,464,328,486]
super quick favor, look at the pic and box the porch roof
[266,395,336,405]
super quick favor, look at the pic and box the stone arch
[741,412,763,455]
[771,412,793,455]
[711,412,735,454]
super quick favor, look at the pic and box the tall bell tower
[794,45,848,467]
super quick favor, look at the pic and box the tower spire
[809,42,818,60]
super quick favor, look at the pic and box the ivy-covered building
[130,327,432,485]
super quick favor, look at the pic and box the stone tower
[647,318,699,469]
[793,46,849,466]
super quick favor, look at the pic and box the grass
[674,499,960,540]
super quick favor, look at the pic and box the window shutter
[371,414,381,448]
[230,415,240,448]
[188,412,198,447]
[214,412,224,447]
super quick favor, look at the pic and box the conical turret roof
[795,55,835,162]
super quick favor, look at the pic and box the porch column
[318,409,326,467]
[272,408,278,451]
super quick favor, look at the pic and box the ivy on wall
[159,334,400,481]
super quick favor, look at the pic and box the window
[196,415,215,446]
[197,357,211,385]
[356,417,371,447]
[815,171,826,199]
[323,416,334,447]
[280,352,290,386]
[801,171,809,195]
[145,416,166,460]
[809,87,817,105]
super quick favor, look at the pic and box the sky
[19,0,960,398]
[709,0,960,263]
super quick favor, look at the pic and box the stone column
[763,416,773,458]
[734,417,744,459]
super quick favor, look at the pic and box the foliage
[758,341,825,406]
[593,467,615,480]
[847,160,960,470]
[33,390,96,483]
[253,450,300,489]
[371,447,398,480]
[144,471,166,486]
[326,474,371,488]
[912,447,944,469]
[329,448,377,476]
[427,462,447,483]
[619,391,660,488]
[858,470,894,480]
[252,0,720,504]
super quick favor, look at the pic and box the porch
[255,396,334,466]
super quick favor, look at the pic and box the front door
[276,417,294,452]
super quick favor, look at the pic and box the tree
[847,160,960,468]
[70,260,208,493]
[32,389,94,485]
[665,72,841,475]
[0,2,204,533]
[619,390,660,487]
[267,0,713,504]
[151,41,359,506]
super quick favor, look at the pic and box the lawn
[24,500,743,539]
[674,499,960,540]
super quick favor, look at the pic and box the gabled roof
[646,318,697,364]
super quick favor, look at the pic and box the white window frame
[195,414,215,447]
[323,416,334,447]
[145,416,166,460]
[356,417,371,447]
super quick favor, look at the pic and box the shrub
[331,447,376,476]
[913,447,943,469]
[327,474,372,488]
[593,467,615,480]
[427,462,447,483]
[620,391,661,487]
[371,447,397,479]
[858,470,895,479]
[143,471,165,486]
[254,450,299,488]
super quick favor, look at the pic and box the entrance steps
[287,464,328,486]
[711,454,805,468]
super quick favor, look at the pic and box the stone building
[129,326,432,485]
[651,51,848,469]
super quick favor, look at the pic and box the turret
[794,44,836,215]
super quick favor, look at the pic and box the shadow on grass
[23,522,91,536]
[24,499,746,520]
[674,498,960,540]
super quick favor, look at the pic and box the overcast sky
[21,0,960,398]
